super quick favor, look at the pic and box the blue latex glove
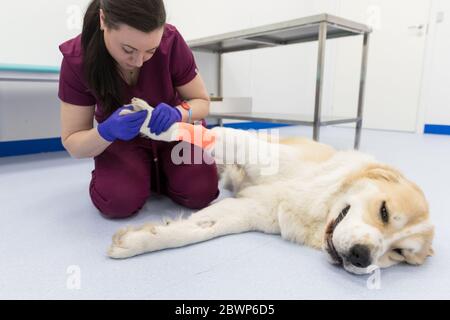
[97,105,148,142]
[149,103,182,135]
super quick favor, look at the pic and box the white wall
[0,0,91,66]
[0,1,92,142]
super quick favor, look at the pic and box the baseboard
[1,122,291,158]
[0,138,65,158]
[424,124,450,135]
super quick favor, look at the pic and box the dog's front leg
[107,197,280,259]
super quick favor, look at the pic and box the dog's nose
[348,244,371,268]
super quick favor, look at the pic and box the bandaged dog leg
[118,97,176,142]
[119,97,218,149]
[121,98,278,169]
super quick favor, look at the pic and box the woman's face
[100,9,164,71]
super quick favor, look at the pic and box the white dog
[109,98,434,275]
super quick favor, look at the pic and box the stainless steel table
[187,13,372,149]
[0,64,60,83]
[0,69,59,83]
[0,77,59,83]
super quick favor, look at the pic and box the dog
[108,98,434,275]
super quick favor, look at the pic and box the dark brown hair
[81,0,166,116]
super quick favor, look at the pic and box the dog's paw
[107,224,157,259]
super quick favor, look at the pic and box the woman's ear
[99,9,105,31]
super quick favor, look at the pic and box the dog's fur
[109,99,434,274]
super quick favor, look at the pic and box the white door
[332,0,431,132]
[421,0,450,128]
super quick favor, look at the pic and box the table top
[188,13,372,53]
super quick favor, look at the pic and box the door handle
[408,24,426,36]
[408,24,424,30]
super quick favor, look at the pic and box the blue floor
[1,125,449,299]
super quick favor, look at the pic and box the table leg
[313,22,327,141]
[218,53,223,98]
[355,33,370,150]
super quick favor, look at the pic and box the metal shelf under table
[207,112,360,127]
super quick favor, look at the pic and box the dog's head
[324,164,434,274]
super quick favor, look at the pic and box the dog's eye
[380,201,389,224]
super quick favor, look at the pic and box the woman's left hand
[149,103,182,135]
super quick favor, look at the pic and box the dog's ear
[340,164,404,192]
[361,164,403,183]
[360,164,427,198]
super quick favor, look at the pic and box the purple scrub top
[58,24,199,123]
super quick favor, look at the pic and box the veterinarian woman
[58,0,219,218]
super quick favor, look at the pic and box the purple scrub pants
[89,136,220,219]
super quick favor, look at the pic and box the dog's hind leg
[107,197,280,259]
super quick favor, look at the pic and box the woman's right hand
[97,105,148,142]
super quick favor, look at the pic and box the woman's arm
[175,73,211,123]
[61,101,112,159]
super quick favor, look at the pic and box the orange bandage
[176,123,216,150]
